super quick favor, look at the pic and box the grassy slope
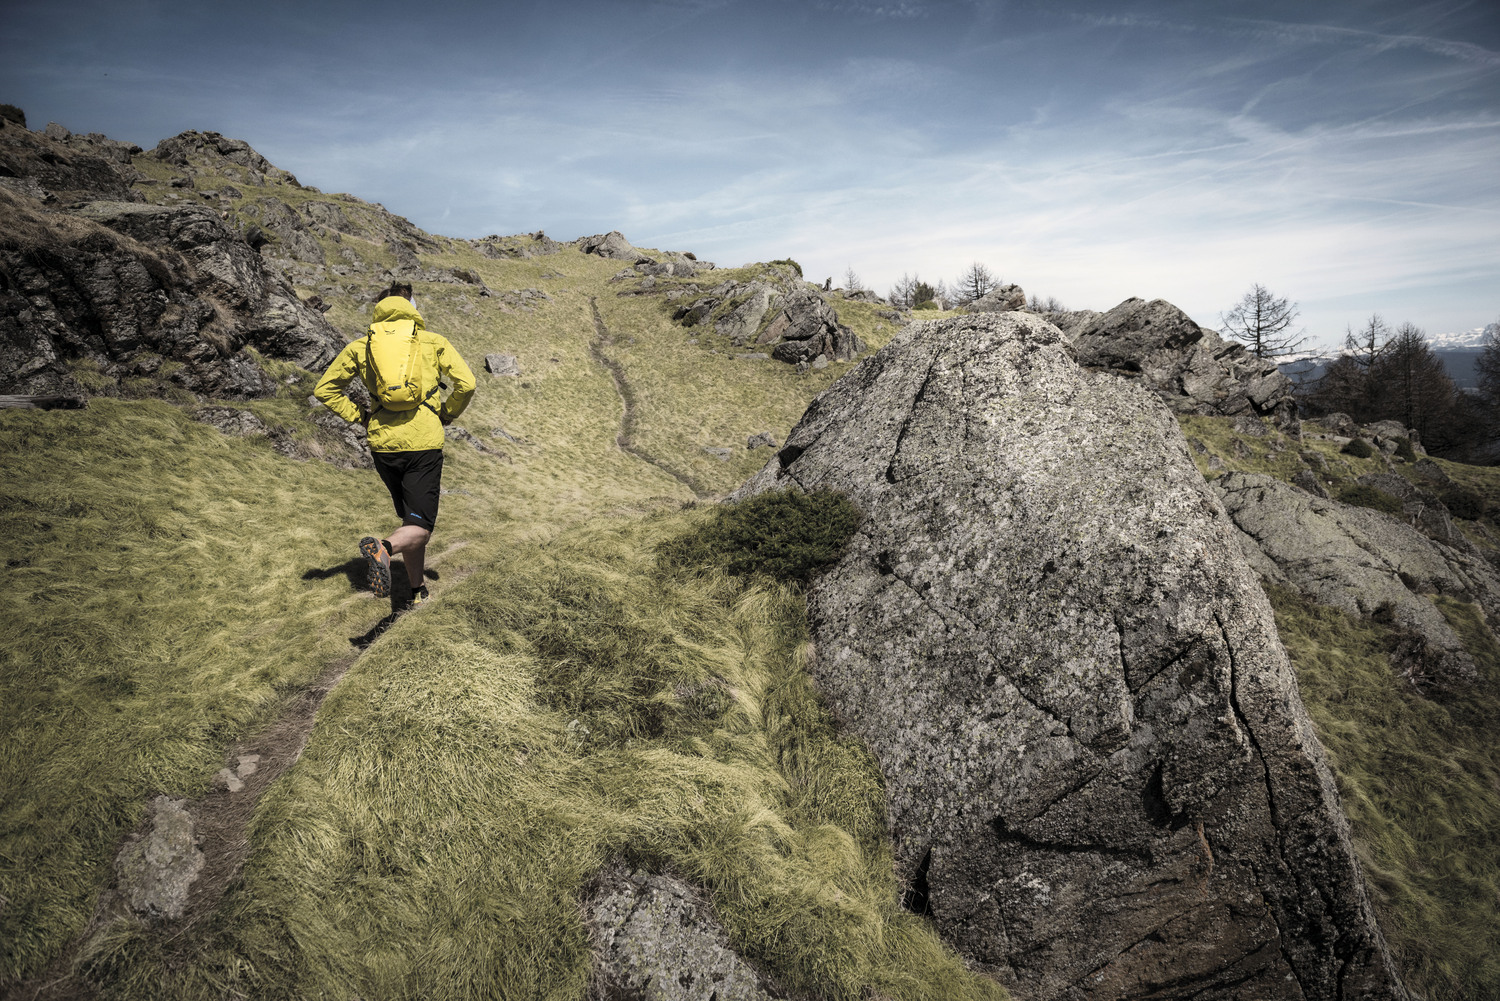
[1181,414,1500,1000]
[83,512,1003,1001]
[1,168,1005,997]
[1270,587,1500,1001]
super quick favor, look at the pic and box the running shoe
[359,536,391,598]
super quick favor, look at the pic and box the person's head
[387,282,413,301]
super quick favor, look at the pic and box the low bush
[660,488,862,585]
[1394,436,1418,463]
[914,300,939,311]
[768,258,803,277]
[1337,483,1404,515]
[1441,485,1487,521]
[0,103,25,127]
[1342,437,1377,458]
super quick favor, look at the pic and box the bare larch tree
[1221,283,1306,359]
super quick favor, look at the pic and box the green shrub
[1441,485,1487,521]
[661,488,861,585]
[1342,437,1376,458]
[0,104,25,128]
[768,258,803,278]
[1338,483,1404,515]
[1394,436,1418,463]
[914,300,939,311]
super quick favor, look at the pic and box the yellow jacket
[315,297,476,452]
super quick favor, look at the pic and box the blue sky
[3,0,1497,348]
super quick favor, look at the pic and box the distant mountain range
[1430,321,1498,349]
[1276,321,1495,389]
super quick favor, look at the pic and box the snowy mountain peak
[1429,322,1497,349]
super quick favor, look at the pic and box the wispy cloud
[1229,17,1500,67]
[815,1,928,17]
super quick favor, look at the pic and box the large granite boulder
[734,312,1406,1000]
[1215,472,1497,693]
[1065,298,1299,431]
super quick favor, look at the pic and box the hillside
[2,116,1499,1001]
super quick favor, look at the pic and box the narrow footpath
[588,297,707,498]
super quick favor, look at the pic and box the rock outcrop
[0,117,143,202]
[1060,298,1299,431]
[734,312,1406,999]
[1216,472,1497,693]
[576,230,641,260]
[964,282,1026,313]
[651,266,866,368]
[0,129,344,399]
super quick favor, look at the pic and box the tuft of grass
[1337,483,1404,515]
[1342,437,1377,458]
[80,513,1005,1001]
[662,488,862,585]
[767,258,803,277]
[1269,585,1500,1001]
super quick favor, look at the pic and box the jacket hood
[371,296,425,327]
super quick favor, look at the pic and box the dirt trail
[588,297,706,498]
[4,550,465,1001]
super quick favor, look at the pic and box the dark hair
[387,282,413,299]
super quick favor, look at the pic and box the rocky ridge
[735,311,1407,999]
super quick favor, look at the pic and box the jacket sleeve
[437,336,477,424]
[314,342,366,424]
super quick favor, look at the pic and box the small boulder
[746,432,777,449]
[485,353,521,376]
[114,796,204,921]
[589,869,779,1000]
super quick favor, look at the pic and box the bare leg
[384,525,430,588]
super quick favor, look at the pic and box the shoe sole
[359,536,391,598]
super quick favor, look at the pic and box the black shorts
[371,448,443,531]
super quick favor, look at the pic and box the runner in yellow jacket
[315,284,476,607]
